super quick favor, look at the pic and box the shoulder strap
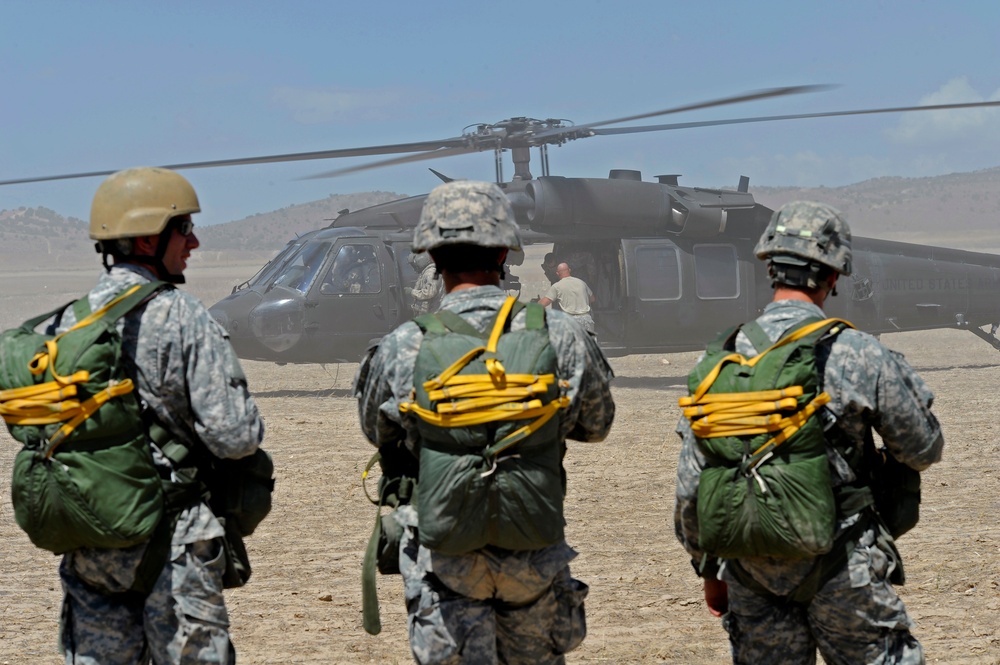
[99,281,171,326]
[72,296,92,323]
[740,321,772,354]
[706,324,741,355]
[415,299,536,338]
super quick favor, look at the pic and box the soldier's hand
[704,577,729,617]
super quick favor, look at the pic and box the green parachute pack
[0,282,170,555]
[402,296,570,555]
[0,282,274,590]
[680,317,854,560]
[362,296,570,635]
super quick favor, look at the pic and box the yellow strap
[423,345,488,391]
[400,396,569,428]
[428,375,554,402]
[44,379,135,456]
[682,396,799,418]
[678,386,803,407]
[686,319,853,403]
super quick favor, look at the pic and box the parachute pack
[0,282,170,554]
[362,296,570,635]
[680,317,854,560]
[402,296,570,555]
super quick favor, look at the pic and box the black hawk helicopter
[7,86,1000,363]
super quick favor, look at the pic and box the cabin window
[320,244,382,295]
[635,245,681,300]
[694,244,739,299]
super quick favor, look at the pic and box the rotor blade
[0,137,471,187]
[530,84,835,143]
[589,99,1000,136]
[300,146,479,180]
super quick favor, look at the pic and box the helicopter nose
[248,292,306,354]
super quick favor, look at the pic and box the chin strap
[95,229,185,284]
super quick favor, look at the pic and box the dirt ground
[0,256,998,664]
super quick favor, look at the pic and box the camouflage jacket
[356,284,615,457]
[674,299,944,594]
[409,262,443,315]
[49,264,265,589]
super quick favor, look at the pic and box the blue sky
[3,1,1000,224]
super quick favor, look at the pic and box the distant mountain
[749,167,1000,249]
[4,167,1000,269]
[0,207,90,268]
[196,191,406,252]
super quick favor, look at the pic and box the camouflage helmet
[754,200,852,276]
[90,167,200,241]
[408,251,432,271]
[412,180,522,252]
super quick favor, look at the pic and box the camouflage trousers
[394,505,588,665]
[720,523,924,665]
[566,312,595,335]
[60,537,233,664]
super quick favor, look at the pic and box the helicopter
[7,86,1000,363]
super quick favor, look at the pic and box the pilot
[538,262,596,335]
[674,200,944,663]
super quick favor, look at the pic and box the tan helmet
[90,167,200,241]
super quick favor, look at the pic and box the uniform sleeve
[674,414,713,575]
[548,313,615,442]
[410,267,440,301]
[179,297,264,460]
[872,348,944,471]
[354,324,425,450]
[827,331,943,472]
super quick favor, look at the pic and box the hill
[195,191,406,252]
[749,166,1000,249]
[4,167,1000,270]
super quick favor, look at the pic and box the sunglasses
[172,218,196,236]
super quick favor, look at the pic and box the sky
[3,0,1000,225]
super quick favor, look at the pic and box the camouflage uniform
[675,300,943,664]
[409,262,443,315]
[356,283,615,665]
[52,264,264,664]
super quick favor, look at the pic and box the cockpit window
[268,241,331,294]
[246,242,302,290]
[320,244,382,295]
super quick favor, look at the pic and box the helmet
[408,251,432,271]
[754,201,852,276]
[412,181,522,252]
[90,167,200,241]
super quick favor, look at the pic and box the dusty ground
[0,257,998,664]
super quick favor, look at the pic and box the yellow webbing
[679,317,851,463]
[399,296,569,456]
[0,284,143,455]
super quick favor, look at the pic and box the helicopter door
[304,240,395,360]
[623,240,752,353]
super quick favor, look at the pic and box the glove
[704,577,729,617]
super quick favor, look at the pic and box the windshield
[266,241,332,294]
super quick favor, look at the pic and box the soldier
[355,180,615,665]
[674,201,944,663]
[405,250,443,315]
[55,167,265,664]
[538,262,597,335]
